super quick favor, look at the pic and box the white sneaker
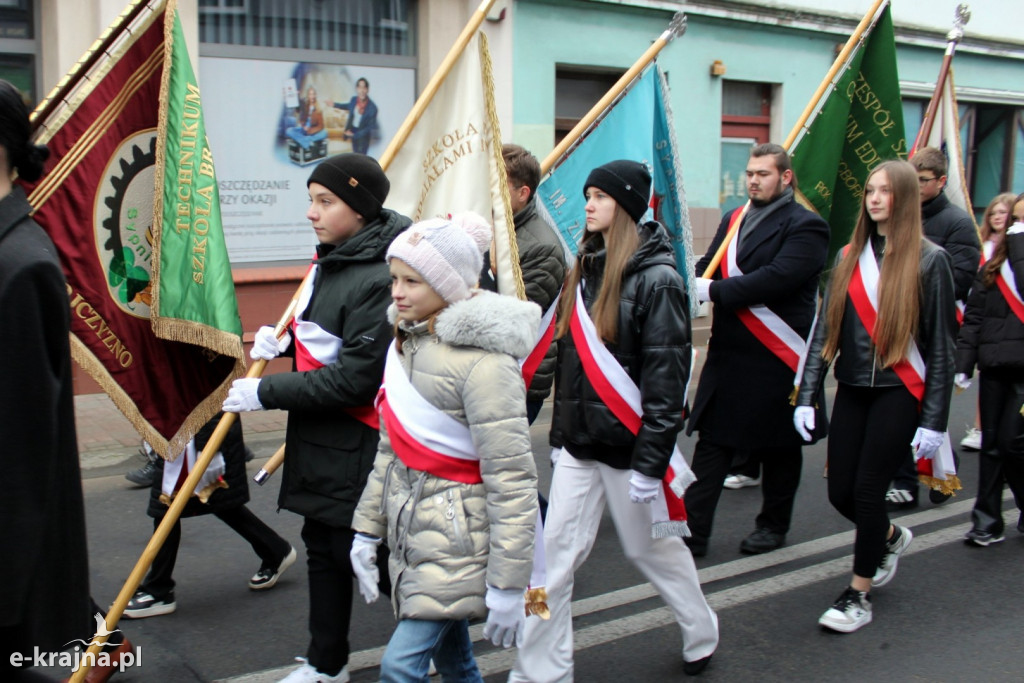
[277,658,350,683]
[873,525,913,587]
[960,427,981,451]
[819,587,872,633]
[723,474,761,489]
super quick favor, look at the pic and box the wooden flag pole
[69,277,307,682]
[699,0,888,279]
[377,0,497,172]
[540,12,687,175]
[913,4,970,151]
[30,0,152,131]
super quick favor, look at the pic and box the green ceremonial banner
[790,3,905,264]
[152,4,243,355]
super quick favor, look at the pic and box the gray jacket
[352,290,540,620]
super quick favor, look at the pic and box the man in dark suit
[685,143,830,557]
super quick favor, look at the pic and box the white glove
[695,277,713,303]
[628,470,661,504]
[1006,221,1024,236]
[550,447,563,468]
[911,427,944,461]
[350,533,382,604]
[482,586,525,648]
[222,378,264,412]
[794,406,816,442]
[250,325,291,361]
[954,373,971,390]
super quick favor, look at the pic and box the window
[553,66,624,146]
[721,81,771,214]
[199,0,413,56]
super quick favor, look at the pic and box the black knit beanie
[307,153,390,221]
[583,160,652,223]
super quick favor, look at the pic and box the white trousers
[509,451,718,683]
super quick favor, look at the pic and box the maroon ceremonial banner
[20,0,244,459]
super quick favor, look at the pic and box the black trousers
[141,506,292,600]
[685,436,803,544]
[827,384,917,578]
[972,374,1024,533]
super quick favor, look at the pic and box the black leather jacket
[550,221,691,479]
[797,236,956,432]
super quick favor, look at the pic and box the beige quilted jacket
[352,290,540,620]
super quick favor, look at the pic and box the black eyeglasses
[918,176,938,184]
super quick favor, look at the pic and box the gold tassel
[918,473,962,496]
[524,587,550,620]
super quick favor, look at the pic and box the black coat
[799,238,957,433]
[258,208,411,528]
[147,414,250,518]
[550,222,690,480]
[922,192,981,301]
[0,187,91,655]
[688,196,830,449]
[956,232,1024,375]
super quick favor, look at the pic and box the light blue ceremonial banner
[537,66,694,292]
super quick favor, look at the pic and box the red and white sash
[291,261,378,429]
[720,210,807,372]
[846,243,958,491]
[520,293,559,390]
[377,342,481,484]
[568,284,695,538]
[977,240,1024,324]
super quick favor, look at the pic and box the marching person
[685,143,830,556]
[480,143,567,425]
[954,198,1024,546]
[794,159,955,632]
[351,213,539,682]
[123,414,295,619]
[223,153,411,683]
[510,160,718,681]
[887,147,981,508]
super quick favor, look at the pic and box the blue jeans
[286,126,327,149]
[380,618,482,683]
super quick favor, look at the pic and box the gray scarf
[737,186,794,249]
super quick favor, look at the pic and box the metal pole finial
[668,12,687,40]
[948,4,970,42]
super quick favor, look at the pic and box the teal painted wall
[512,0,1024,209]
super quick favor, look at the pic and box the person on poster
[286,85,327,151]
[328,78,378,156]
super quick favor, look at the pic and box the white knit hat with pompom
[386,211,493,303]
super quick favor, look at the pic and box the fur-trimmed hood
[390,289,541,358]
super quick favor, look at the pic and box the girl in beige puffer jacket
[351,213,540,682]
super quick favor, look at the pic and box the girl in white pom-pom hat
[351,212,541,681]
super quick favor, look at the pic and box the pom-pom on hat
[386,212,493,304]
[583,159,652,223]
[307,153,390,221]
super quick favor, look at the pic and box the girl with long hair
[794,159,956,633]
[510,160,718,681]
[954,191,1024,546]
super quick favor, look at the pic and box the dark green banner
[790,4,905,265]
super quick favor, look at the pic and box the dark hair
[0,79,49,182]
[910,146,947,179]
[502,143,541,197]
[750,142,792,175]
[356,77,369,89]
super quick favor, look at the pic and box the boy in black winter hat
[223,153,412,683]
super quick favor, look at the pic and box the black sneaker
[929,488,952,505]
[885,488,919,511]
[964,528,1004,547]
[818,587,871,633]
[249,546,297,590]
[125,458,160,488]
[739,528,785,555]
[123,590,176,619]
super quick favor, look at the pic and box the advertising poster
[200,57,415,262]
